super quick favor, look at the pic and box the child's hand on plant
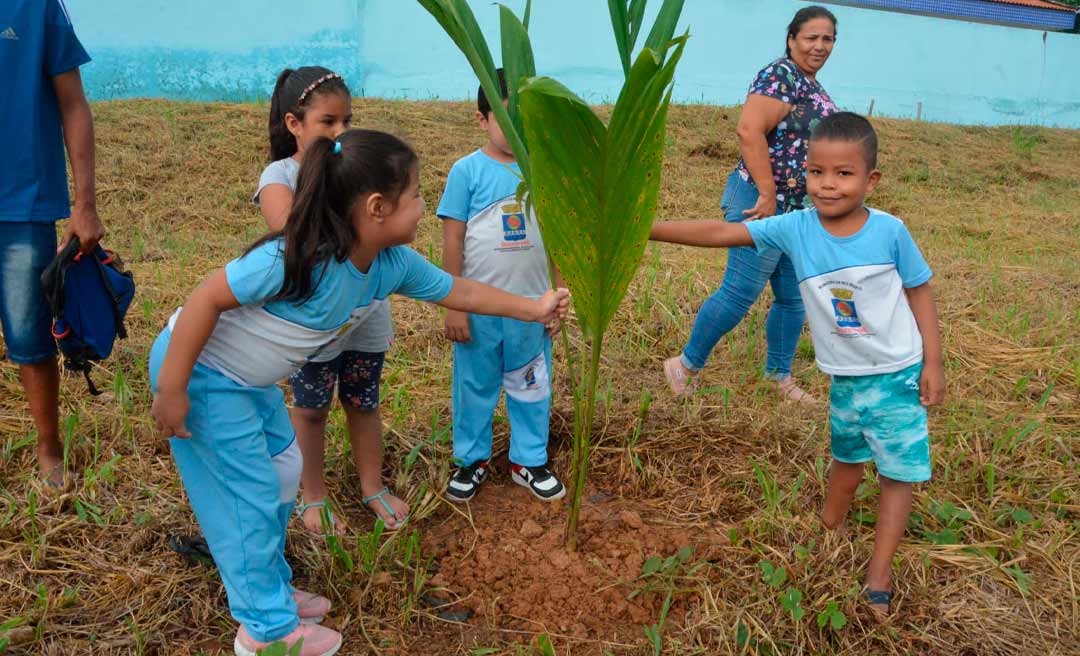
[535,288,570,325]
[152,388,192,439]
[444,309,472,343]
[919,360,945,406]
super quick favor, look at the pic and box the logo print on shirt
[830,288,868,335]
[1,27,18,40]
[523,364,538,390]
[501,203,527,243]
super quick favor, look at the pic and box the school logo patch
[523,364,538,390]
[501,203,527,242]
[830,288,868,335]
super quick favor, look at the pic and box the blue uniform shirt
[0,0,90,222]
[168,242,453,387]
[746,208,932,377]
[436,149,550,298]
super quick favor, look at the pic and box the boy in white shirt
[437,70,565,503]
[650,112,945,618]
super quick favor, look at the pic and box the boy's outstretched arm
[650,220,755,248]
[905,282,945,406]
[152,270,240,438]
[438,278,569,327]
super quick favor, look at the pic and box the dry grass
[0,98,1078,655]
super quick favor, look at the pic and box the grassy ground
[0,98,1077,655]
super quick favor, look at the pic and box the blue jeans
[0,222,58,364]
[680,171,805,378]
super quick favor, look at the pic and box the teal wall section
[67,0,1080,127]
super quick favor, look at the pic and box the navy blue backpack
[40,237,136,395]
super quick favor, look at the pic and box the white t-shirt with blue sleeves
[168,242,452,387]
[746,208,932,377]
[437,149,550,298]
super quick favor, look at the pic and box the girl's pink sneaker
[234,623,341,656]
[663,356,697,397]
[294,588,331,624]
[772,376,819,406]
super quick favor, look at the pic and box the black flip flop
[167,534,214,567]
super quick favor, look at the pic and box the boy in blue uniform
[1,0,104,488]
[650,113,945,618]
[438,70,565,502]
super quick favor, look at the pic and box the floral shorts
[290,351,385,411]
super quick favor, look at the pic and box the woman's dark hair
[268,66,350,161]
[786,6,838,58]
[248,129,418,303]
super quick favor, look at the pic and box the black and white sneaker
[445,460,489,502]
[511,463,566,501]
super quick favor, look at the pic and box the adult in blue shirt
[1,0,104,488]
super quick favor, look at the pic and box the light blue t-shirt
[168,242,452,386]
[746,208,932,376]
[0,0,91,222]
[436,149,549,298]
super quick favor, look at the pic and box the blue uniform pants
[150,330,302,642]
[452,315,551,467]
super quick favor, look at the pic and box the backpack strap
[81,367,102,396]
[92,249,132,340]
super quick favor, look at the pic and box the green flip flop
[362,487,408,530]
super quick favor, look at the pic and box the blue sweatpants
[452,315,551,467]
[150,330,302,642]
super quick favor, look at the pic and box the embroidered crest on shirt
[830,288,869,336]
[498,202,533,252]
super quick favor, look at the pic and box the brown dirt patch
[420,469,728,648]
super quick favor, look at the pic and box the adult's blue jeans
[680,171,805,379]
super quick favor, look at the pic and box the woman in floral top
[663,5,838,403]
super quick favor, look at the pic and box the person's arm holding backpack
[53,68,104,255]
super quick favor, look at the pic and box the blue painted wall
[67,0,1080,128]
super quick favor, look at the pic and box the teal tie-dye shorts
[829,362,931,483]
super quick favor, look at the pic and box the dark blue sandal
[864,589,892,612]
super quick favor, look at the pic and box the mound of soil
[421,478,729,644]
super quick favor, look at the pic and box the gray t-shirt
[254,157,394,357]
[253,156,300,204]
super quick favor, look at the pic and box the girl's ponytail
[268,68,298,161]
[273,137,355,302]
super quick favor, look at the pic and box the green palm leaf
[417,0,531,182]
[520,36,687,339]
[417,0,688,550]
[499,2,536,143]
